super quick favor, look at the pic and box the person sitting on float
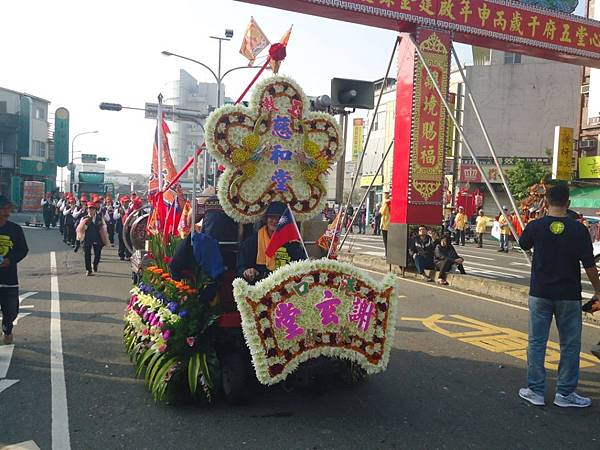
[237,201,305,284]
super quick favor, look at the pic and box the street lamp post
[162,29,264,187]
[70,130,98,192]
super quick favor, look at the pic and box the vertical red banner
[392,29,451,226]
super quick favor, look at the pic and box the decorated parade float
[123,45,398,404]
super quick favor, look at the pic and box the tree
[506,160,551,200]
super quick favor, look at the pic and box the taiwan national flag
[265,205,302,258]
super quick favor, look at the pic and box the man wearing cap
[76,202,109,276]
[237,202,305,283]
[0,195,29,344]
[498,206,511,252]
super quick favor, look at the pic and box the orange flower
[161,273,171,281]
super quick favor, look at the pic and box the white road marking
[458,254,494,261]
[50,252,71,450]
[1,440,42,450]
[358,267,600,330]
[0,345,15,378]
[0,378,20,394]
[12,313,31,325]
[19,292,37,302]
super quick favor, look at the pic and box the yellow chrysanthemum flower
[304,140,320,158]
[231,149,251,165]
[303,168,318,183]
[242,133,260,152]
[315,157,329,173]
[242,163,257,178]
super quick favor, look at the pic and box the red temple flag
[265,205,302,258]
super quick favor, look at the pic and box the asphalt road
[1,226,600,450]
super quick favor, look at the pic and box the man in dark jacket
[237,202,305,283]
[409,225,436,281]
[434,234,465,285]
[0,195,29,344]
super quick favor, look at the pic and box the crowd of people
[40,191,144,276]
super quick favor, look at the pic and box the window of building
[504,52,522,64]
[35,106,46,120]
[32,140,47,158]
[0,101,6,114]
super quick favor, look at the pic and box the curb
[339,253,600,327]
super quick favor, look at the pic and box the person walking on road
[453,206,468,246]
[76,202,109,276]
[374,204,381,236]
[434,235,465,285]
[498,207,511,252]
[409,226,435,281]
[379,193,391,256]
[41,192,55,229]
[518,184,600,408]
[475,209,490,248]
[0,195,29,345]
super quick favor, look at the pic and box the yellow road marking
[402,314,598,370]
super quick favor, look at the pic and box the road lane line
[358,267,600,330]
[50,252,71,450]
[0,344,15,377]
[18,291,37,301]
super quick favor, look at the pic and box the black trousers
[436,258,465,280]
[117,229,131,259]
[64,223,75,245]
[477,232,484,248]
[455,229,465,245]
[43,211,53,229]
[107,222,115,244]
[0,287,19,335]
[382,230,388,256]
[59,213,65,234]
[84,243,103,271]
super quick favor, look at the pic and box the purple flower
[162,329,171,341]
[143,311,150,321]
[178,310,188,319]
[166,302,178,313]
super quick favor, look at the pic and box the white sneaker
[553,392,592,408]
[519,387,545,406]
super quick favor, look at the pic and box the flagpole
[287,204,309,259]
[157,93,164,191]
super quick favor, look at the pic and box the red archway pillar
[387,29,452,267]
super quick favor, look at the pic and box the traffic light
[99,102,123,111]
[331,78,375,109]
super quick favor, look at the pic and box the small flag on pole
[240,17,270,65]
[265,205,303,258]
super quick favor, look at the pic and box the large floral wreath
[205,75,342,223]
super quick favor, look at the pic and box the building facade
[456,50,580,214]
[0,86,54,206]
[165,70,220,184]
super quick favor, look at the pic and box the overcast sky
[6,0,578,177]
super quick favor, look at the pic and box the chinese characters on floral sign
[232,260,397,385]
[205,76,342,224]
[409,29,451,204]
